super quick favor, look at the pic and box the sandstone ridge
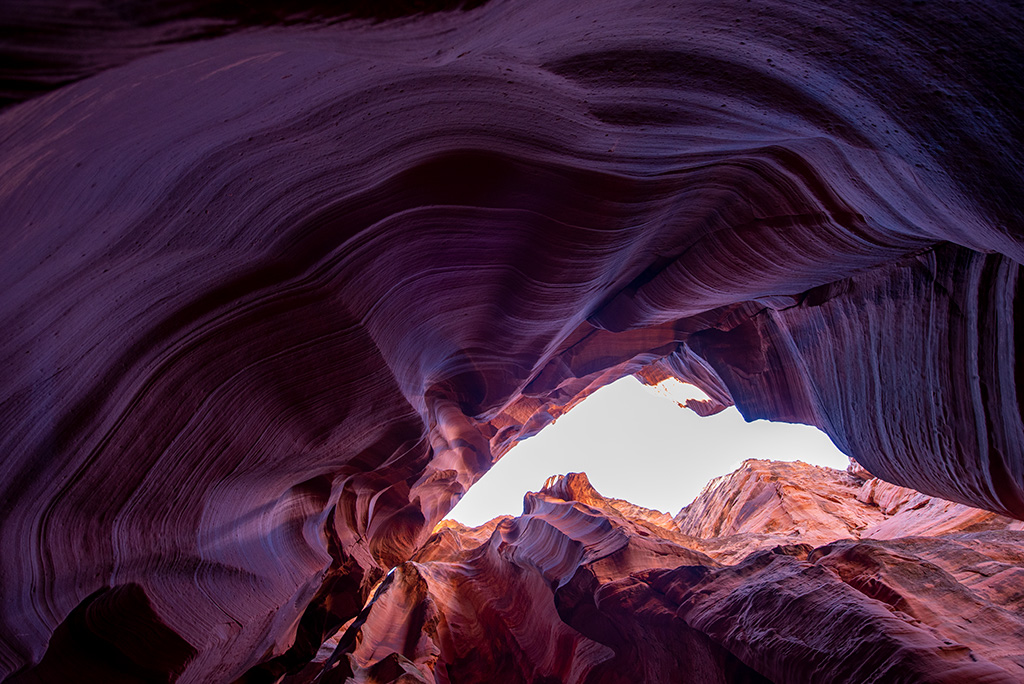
[301,462,1024,683]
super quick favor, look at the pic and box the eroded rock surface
[675,459,1024,562]
[325,468,1024,683]
[1,0,1022,681]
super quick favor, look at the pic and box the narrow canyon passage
[1,0,1022,682]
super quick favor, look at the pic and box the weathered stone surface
[676,459,886,545]
[857,477,1024,540]
[319,473,734,683]
[675,459,1024,564]
[675,459,1023,561]
[324,470,1024,683]
[0,0,1022,680]
[651,538,1024,684]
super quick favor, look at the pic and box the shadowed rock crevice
[9,584,198,684]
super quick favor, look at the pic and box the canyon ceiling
[0,0,1022,682]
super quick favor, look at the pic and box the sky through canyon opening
[446,376,851,527]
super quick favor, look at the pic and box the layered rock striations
[0,0,1022,681]
[314,472,743,683]
[675,459,1024,563]
[676,459,885,546]
[323,467,1024,683]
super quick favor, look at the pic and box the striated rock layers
[321,468,1024,683]
[0,0,1023,681]
[675,459,1024,562]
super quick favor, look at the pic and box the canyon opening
[446,376,851,526]
[1,1,1023,683]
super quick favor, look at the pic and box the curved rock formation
[319,473,738,683]
[321,469,1024,683]
[0,0,1022,681]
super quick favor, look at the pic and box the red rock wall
[322,470,1024,683]
[0,1,1022,681]
[675,459,1024,553]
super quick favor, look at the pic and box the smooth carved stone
[1,0,1023,680]
[320,473,720,683]
[811,535,1024,676]
[324,469,1024,683]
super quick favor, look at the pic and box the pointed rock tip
[539,471,605,505]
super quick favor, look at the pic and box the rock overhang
[0,1,1022,681]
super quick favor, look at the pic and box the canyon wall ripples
[0,1,1021,681]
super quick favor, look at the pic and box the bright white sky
[446,376,850,526]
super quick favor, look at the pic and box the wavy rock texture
[674,459,1024,563]
[0,0,1022,681]
[316,473,744,683]
[322,470,1024,683]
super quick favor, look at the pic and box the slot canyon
[1,0,1022,682]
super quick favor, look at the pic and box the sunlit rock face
[675,459,1024,563]
[314,472,745,683]
[321,469,1024,683]
[1,0,1022,681]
